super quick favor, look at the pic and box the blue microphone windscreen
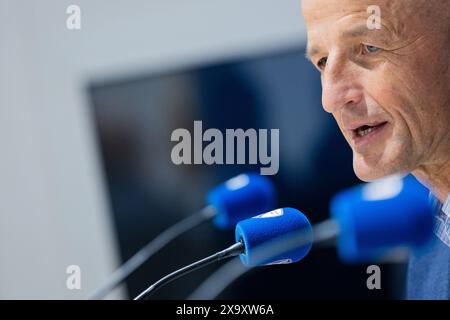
[331,175,433,263]
[207,173,276,229]
[235,208,313,267]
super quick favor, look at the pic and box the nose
[321,54,363,114]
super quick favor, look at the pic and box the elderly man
[302,0,449,299]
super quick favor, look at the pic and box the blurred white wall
[0,0,306,299]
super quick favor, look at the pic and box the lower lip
[351,122,389,147]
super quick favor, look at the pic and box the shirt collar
[430,192,450,247]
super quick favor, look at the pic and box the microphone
[134,208,313,300]
[235,208,313,266]
[188,175,434,299]
[331,174,433,263]
[208,173,277,229]
[89,172,275,299]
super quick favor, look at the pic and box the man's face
[302,0,450,181]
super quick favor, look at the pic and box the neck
[413,159,450,204]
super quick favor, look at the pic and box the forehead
[302,0,369,23]
[302,0,416,39]
[301,0,434,62]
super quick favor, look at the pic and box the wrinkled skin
[302,0,450,202]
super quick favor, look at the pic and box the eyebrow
[306,25,385,61]
[342,25,376,38]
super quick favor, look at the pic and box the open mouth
[352,121,388,140]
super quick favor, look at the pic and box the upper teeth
[357,126,375,137]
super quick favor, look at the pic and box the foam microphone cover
[331,175,433,263]
[207,173,276,229]
[235,208,313,267]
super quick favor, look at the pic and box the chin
[353,163,385,182]
[352,152,410,182]
[350,128,418,180]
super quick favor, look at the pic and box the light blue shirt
[407,193,450,300]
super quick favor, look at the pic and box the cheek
[366,68,420,141]
[375,59,442,145]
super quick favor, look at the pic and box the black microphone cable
[134,217,334,300]
[89,205,216,300]
[134,241,245,300]
[188,219,338,300]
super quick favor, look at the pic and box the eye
[363,44,381,54]
[316,57,328,70]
